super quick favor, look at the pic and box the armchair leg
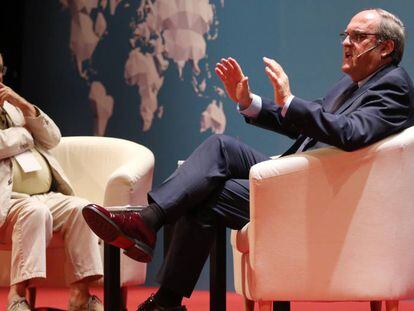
[273,301,291,311]
[371,300,382,311]
[28,287,36,309]
[121,286,128,311]
[258,301,272,311]
[243,297,254,311]
[385,300,399,311]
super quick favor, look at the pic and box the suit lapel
[335,64,397,115]
[324,78,354,112]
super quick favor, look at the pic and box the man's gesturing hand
[263,57,292,107]
[0,83,36,117]
[215,57,253,109]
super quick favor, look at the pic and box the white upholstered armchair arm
[50,136,154,207]
[104,154,154,206]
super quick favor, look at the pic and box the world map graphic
[60,0,226,136]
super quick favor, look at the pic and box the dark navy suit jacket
[246,64,414,152]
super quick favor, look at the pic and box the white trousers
[0,192,103,285]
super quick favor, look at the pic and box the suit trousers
[0,192,103,285]
[148,134,269,297]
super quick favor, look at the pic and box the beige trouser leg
[2,192,103,285]
[0,196,53,285]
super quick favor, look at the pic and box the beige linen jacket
[0,102,74,227]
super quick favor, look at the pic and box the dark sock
[139,202,165,232]
[154,286,183,308]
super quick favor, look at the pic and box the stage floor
[1,287,414,310]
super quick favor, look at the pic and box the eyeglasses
[0,65,7,76]
[339,31,379,44]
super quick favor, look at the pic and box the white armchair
[232,126,414,311]
[0,136,154,307]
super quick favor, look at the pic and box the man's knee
[202,134,241,155]
[15,202,53,242]
[205,133,235,146]
[19,202,52,227]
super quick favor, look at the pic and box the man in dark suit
[83,8,414,310]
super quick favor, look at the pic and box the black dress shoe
[137,294,187,311]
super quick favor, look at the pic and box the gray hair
[373,8,405,64]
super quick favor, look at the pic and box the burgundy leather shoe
[137,294,187,311]
[82,204,156,262]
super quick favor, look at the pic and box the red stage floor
[1,287,414,310]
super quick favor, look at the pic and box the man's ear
[381,40,395,58]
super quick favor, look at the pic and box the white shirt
[238,94,294,118]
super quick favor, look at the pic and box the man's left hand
[263,57,292,107]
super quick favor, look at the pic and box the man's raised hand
[263,57,292,107]
[215,57,252,109]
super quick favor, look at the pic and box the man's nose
[342,35,352,46]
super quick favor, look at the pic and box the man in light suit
[0,54,103,311]
[83,8,414,310]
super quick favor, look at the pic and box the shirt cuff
[281,95,295,117]
[238,94,262,118]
